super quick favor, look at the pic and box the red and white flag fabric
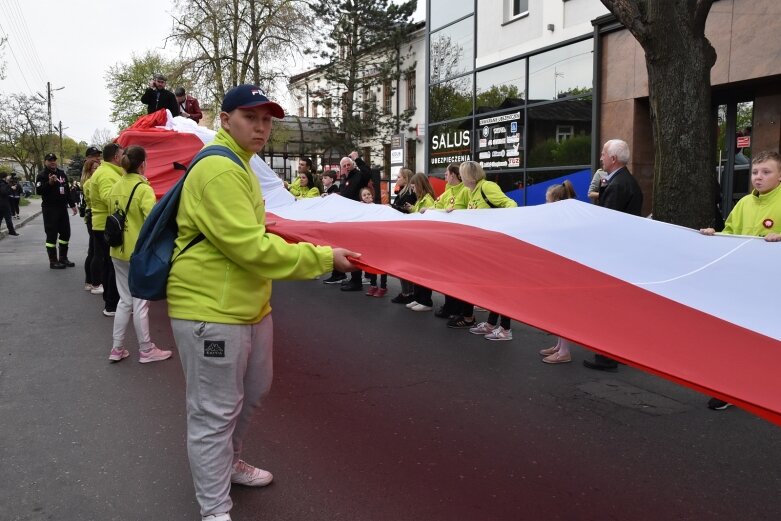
[119,111,781,427]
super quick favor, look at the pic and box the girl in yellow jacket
[406,173,438,311]
[107,146,172,364]
[295,170,322,199]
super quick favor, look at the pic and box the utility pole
[57,121,66,162]
[45,82,65,151]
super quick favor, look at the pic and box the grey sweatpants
[171,316,274,518]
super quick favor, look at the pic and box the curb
[0,208,43,240]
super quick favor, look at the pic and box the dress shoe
[59,258,76,267]
[49,261,66,269]
[583,358,618,372]
[539,345,560,356]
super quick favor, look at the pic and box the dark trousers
[0,204,15,233]
[487,312,511,330]
[367,273,387,288]
[42,205,70,246]
[443,295,464,315]
[413,285,433,307]
[92,230,119,311]
[84,218,97,285]
[347,270,363,287]
[10,198,20,216]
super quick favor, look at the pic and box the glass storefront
[427,9,594,206]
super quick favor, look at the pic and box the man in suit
[583,138,643,372]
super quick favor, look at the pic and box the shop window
[428,120,473,174]
[527,98,592,167]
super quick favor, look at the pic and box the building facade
[427,0,781,214]
[288,23,427,179]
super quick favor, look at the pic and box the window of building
[556,125,574,142]
[406,74,416,110]
[428,120,472,174]
[529,38,593,101]
[324,102,332,119]
[383,81,393,114]
[476,58,526,114]
[406,138,417,170]
[430,0,474,32]
[430,16,474,84]
[429,75,473,124]
[311,101,318,117]
[508,0,529,19]
[298,106,305,117]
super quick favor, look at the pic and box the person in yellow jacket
[405,172,438,311]
[106,145,172,364]
[89,144,125,315]
[295,170,321,199]
[434,163,470,211]
[167,84,359,521]
[447,161,518,332]
[462,160,518,209]
[80,157,100,292]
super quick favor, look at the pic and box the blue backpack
[129,145,243,300]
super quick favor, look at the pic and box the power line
[8,0,47,83]
[0,0,47,86]
[0,20,35,95]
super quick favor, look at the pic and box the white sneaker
[485,327,513,341]
[84,283,94,291]
[405,300,419,309]
[90,285,104,295]
[102,308,116,317]
[202,514,231,521]
[139,345,173,364]
[410,303,432,311]
[231,459,273,487]
[469,322,496,335]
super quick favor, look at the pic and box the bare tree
[0,94,51,180]
[91,128,116,148]
[169,0,308,111]
[601,0,717,228]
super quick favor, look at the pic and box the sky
[0,0,426,146]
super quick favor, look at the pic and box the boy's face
[220,105,273,153]
[751,160,781,194]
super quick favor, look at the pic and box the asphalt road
[1,212,780,521]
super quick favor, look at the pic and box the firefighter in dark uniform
[36,153,77,269]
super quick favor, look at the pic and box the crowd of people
[9,70,780,519]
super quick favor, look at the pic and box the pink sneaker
[373,288,387,298]
[109,347,129,362]
[139,345,173,364]
[365,286,378,296]
[231,459,273,487]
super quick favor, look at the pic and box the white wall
[476,0,607,68]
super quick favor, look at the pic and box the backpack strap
[122,182,143,217]
[480,185,498,209]
[174,145,245,257]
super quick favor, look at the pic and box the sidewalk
[0,197,42,239]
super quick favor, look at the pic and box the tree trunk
[602,0,717,228]
[644,8,716,227]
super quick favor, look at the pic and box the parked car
[21,181,33,197]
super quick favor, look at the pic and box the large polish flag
[120,111,781,427]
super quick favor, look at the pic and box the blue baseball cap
[221,84,285,118]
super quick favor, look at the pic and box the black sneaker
[322,275,346,284]
[707,398,732,410]
[49,261,66,270]
[60,258,76,267]
[447,316,476,329]
[340,284,363,292]
[390,293,414,304]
